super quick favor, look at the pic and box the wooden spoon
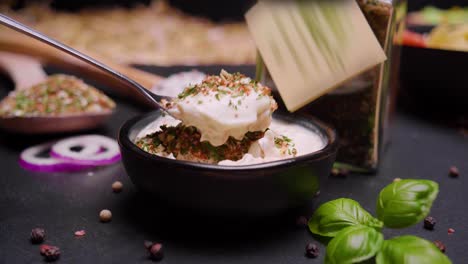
[0,32,164,106]
[0,14,172,134]
[0,52,114,134]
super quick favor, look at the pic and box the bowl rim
[118,110,338,172]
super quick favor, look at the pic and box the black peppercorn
[305,242,319,258]
[144,240,154,249]
[338,168,350,177]
[423,216,436,230]
[434,240,446,253]
[296,216,308,228]
[43,245,60,262]
[330,168,340,177]
[314,190,321,197]
[330,168,349,178]
[30,228,46,244]
[449,166,459,177]
[448,228,455,235]
[149,243,164,261]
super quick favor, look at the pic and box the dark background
[7,0,468,20]
[1,0,467,263]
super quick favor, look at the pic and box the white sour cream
[168,88,274,147]
[152,71,206,97]
[167,70,277,147]
[137,115,325,166]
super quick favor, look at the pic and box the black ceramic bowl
[119,111,338,215]
[399,25,468,114]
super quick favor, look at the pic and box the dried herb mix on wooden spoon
[0,74,115,117]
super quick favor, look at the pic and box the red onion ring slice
[19,142,92,172]
[50,135,121,166]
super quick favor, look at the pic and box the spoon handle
[0,14,161,108]
[0,52,47,90]
[0,32,163,102]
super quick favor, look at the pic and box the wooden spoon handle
[0,52,47,90]
[0,32,163,105]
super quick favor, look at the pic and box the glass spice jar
[256,0,407,172]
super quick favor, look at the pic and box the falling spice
[423,216,436,230]
[99,209,112,223]
[30,228,46,244]
[256,0,400,171]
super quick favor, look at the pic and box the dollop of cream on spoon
[165,70,277,146]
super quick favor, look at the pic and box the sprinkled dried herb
[274,135,297,156]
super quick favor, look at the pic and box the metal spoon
[0,14,170,134]
[0,52,114,134]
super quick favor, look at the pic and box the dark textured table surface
[0,66,467,264]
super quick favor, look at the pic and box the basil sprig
[308,198,383,237]
[377,179,439,228]
[325,225,383,264]
[308,179,451,264]
[376,236,451,264]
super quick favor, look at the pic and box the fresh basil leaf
[377,179,439,228]
[325,225,383,264]
[308,198,383,237]
[376,236,452,264]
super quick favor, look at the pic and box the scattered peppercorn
[339,169,350,177]
[330,168,340,177]
[448,228,455,235]
[330,168,349,177]
[423,216,436,230]
[314,190,321,197]
[449,166,459,177]
[40,244,50,256]
[144,240,154,249]
[99,209,112,223]
[149,243,164,261]
[296,216,308,228]
[41,245,60,262]
[112,181,123,193]
[305,243,319,258]
[74,230,86,237]
[30,228,46,244]
[434,240,446,253]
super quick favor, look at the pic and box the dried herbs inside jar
[296,0,398,170]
